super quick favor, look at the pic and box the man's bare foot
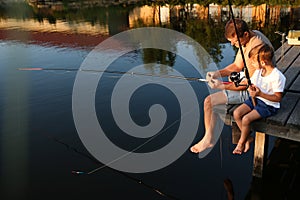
[244,136,254,152]
[190,140,214,153]
[233,143,245,155]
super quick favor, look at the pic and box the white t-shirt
[251,67,286,108]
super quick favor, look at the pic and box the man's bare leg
[190,91,227,153]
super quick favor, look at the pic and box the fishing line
[18,67,232,85]
[38,129,181,200]
[19,66,197,199]
[220,136,223,169]
[77,107,196,176]
[19,43,231,199]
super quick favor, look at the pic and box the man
[190,18,274,154]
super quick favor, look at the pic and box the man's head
[225,18,250,47]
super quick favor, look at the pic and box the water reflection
[1,2,299,52]
[0,1,299,200]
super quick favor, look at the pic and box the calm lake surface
[0,2,299,200]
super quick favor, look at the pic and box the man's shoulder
[252,30,263,34]
[252,30,266,37]
[251,30,273,48]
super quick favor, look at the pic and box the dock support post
[252,132,269,178]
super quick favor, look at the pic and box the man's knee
[205,92,227,107]
[204,95,212,108]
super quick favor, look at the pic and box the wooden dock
[252,42,300,140]
[251,42,300,177]
[220,42,300,178]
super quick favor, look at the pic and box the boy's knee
[242,116,251,125]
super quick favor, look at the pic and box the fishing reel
[230,72,247,87]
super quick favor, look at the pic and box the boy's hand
[248,85,260,97]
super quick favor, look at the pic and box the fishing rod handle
[249,84,257,106]
[252,96,257,106]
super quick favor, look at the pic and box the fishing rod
[18,67,232,85]
[228,0,257,106]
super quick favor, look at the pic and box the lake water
[0,2,298,200]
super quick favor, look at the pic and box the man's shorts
[244,97,279,118]
[224,90,249,104]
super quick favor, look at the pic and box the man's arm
[212,47,246,78]
[209,79,247,91]
[216,63,243,78]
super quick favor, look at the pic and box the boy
[232,44,286,154]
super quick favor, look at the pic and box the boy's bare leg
[244,136,254,152]
[233,104,252,132]
[233,110,261,154]
[233,104,253,154]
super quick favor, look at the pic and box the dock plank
[276,46,300,72]
[287,100,300,129]
[266,93,300,126]
[289,75,300,93]
[283,56,300,90]
[275,42,293,62]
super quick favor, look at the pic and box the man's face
[227,33,248,48]
[227,36,239,47]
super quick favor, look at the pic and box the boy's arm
[257,91,283,102]
[249,85,283,102]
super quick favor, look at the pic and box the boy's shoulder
[273,67,286,80]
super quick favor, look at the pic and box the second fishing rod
[228,0,257,106]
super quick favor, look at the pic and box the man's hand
[206,71,218,79]
[208,78,225,89]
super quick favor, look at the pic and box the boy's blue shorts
[244,97,279,118]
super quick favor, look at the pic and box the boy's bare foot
[233,143,245,155]
[244,136,254,152]
[190,139,214,153]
